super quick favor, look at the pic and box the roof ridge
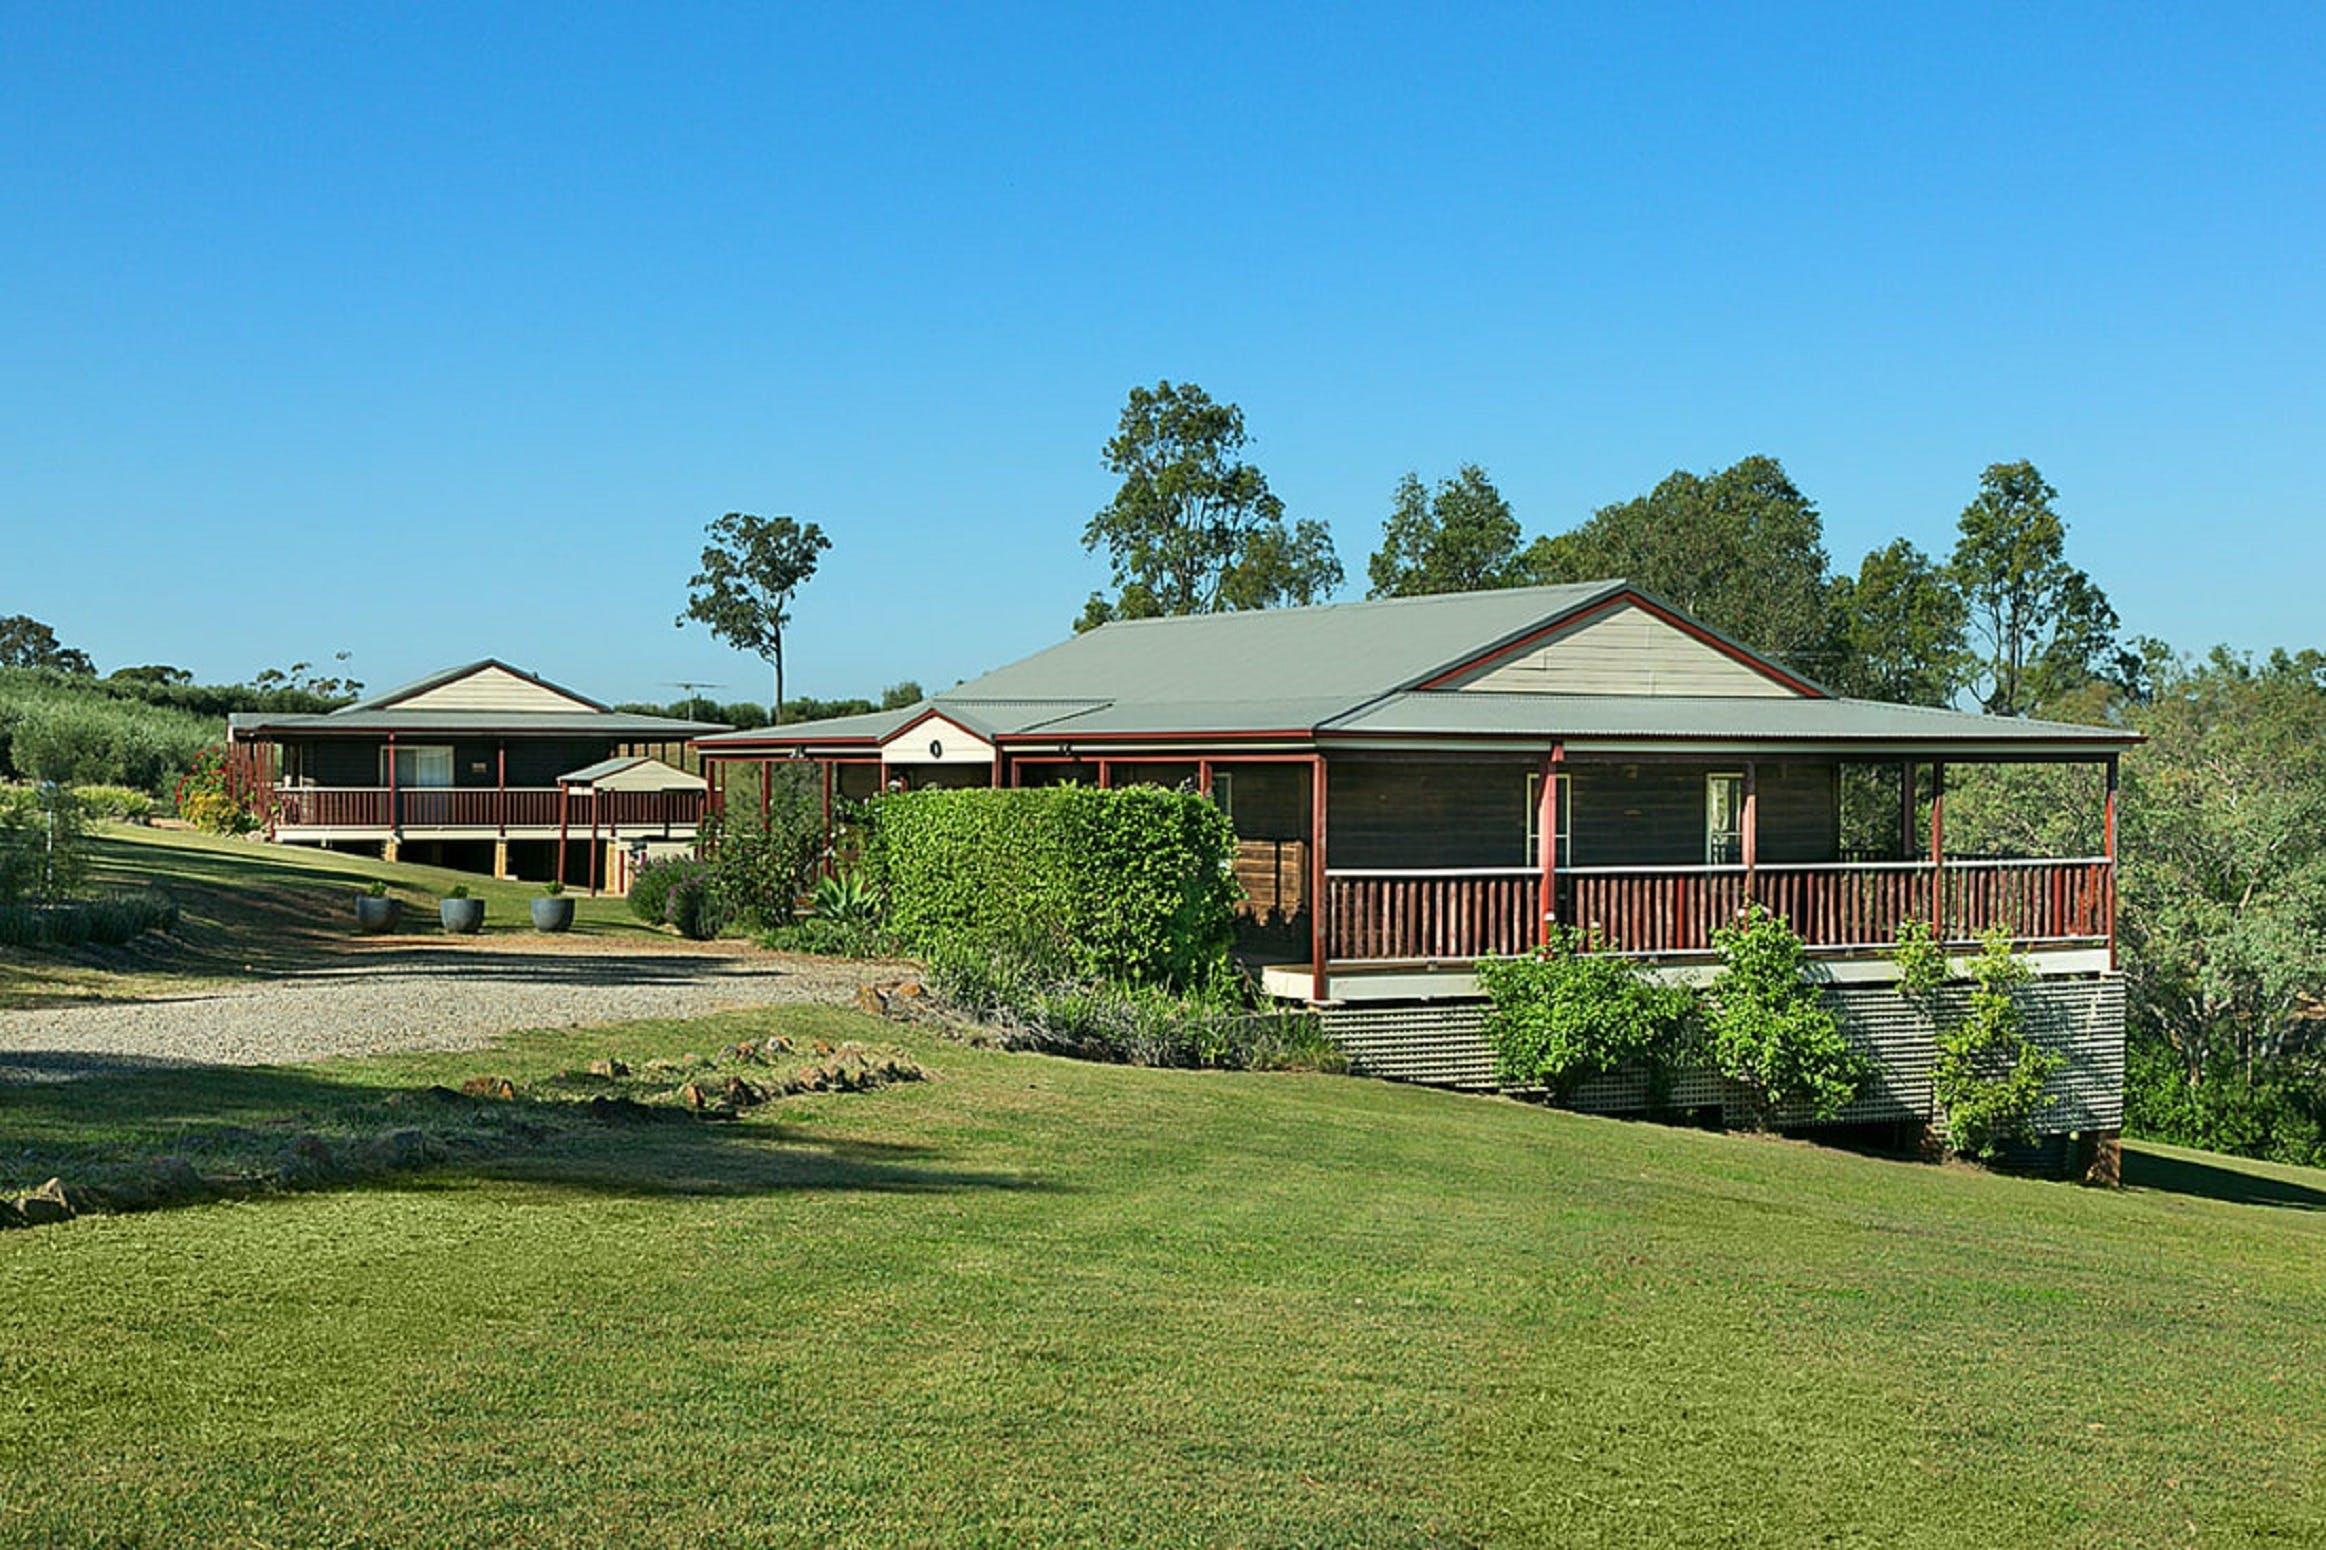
[1085,579,1629,631]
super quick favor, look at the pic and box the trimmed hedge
[860,785,1239,989]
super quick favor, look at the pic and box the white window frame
[1524,771,1571,867]
[1705,770,1745,865]
[1210,769,1235,822]
[381,744,456,789]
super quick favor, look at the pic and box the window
[1523,771,1571,866]
[1705,772,1745,864]
[1210,770,1235,822]
[380,744,455,788]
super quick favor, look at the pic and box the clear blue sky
[5,2,2321,707]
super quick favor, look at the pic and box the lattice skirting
[1321,974,2126,1134]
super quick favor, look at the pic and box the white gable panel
[879,714,996,765]
[1447,603,1798,698]
[398,665,599,714]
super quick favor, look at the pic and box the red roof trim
[1409,590,1828,698]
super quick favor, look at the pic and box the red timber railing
[1325,868,1537,961]
[272,787,704,831]
[1325,857,2113,963]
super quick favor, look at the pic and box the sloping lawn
[1,824,660,1007]
[2,1008,2321,1548]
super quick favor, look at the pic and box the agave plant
[811,868,880,926]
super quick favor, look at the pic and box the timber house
[697,582,2137,1156]
[226,660,723,891]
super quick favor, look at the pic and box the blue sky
[4,2,2321,706]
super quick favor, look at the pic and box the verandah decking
[1323,856,2114,963]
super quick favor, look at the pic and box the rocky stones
[363,1129,443,1172]
[17,1178,74,1226]
[586,1058,630,1079]
[459,1075,519,1100]
[854,978,930,1020]
[279,1133,339,1181]
[149,1155,207,1201]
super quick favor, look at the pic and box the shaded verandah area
[699,742,2120,1004]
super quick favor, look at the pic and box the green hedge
[860,785,1239,989]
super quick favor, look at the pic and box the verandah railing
[272,787,704,831]
[1324,858,2112,963]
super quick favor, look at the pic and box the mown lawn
[0,824,661,1007]
[2,1006,2321,1548]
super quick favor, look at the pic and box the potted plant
[531,880,574,933]
[439,883,485,935]
[354,879,402,935]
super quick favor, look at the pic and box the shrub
[663,870,730,941]
[1919,929,2064,1162]
[174,744,258,834]
[701,765,824,930]
[2125,1039,2326,1168]
[0,886,178,948]
[0,784,87,904]
[1705,904,1865,1125]
[627,855,702,926]
[758,916,894,958]
[70,784,155,823]
[919,935,1342,1073]
[1477,928,1700,1099]
[862,785,1239,990]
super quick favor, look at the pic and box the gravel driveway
[0,943,898,1081]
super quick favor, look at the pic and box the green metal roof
[229,708,725,737]
[1328,692,2134,745]
[949,581,1630,702]
[693,581,2136,755]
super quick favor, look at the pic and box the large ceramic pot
[354,895,403,935]
[530,895,575,933]
[440,897,485,934]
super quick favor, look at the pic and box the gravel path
[0,944,897,1081]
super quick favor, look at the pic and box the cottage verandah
[225,659,723,889]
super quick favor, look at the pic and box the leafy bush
[174,744,258,834]
[663,869,730,941]
[1899,926,2065,1161]
[70,784,155,823]
[1477,928,1700,1098]
[0,785,87,904]
[1705,905,1865,1124]
[626,855,703,926]
[2125,1039,2326,1168]
[862,785,1239,990]
[0,886,178,948]
[758,916,895,958]
[920,935,1342,1073]
[701,765,824,930]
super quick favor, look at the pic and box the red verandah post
[1309,753,1329,1003]
[2104,752,2120,969]
[1929,760,1947,940]
[1536,741,1563,948]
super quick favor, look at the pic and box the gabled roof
[227,658,727,739]
[347,658,608,714]
[694,582,2138,755]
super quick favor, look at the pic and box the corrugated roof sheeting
[1328,691,2135,745]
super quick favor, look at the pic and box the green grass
[2,1005,2321,1548]
[0,824,665,1007]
